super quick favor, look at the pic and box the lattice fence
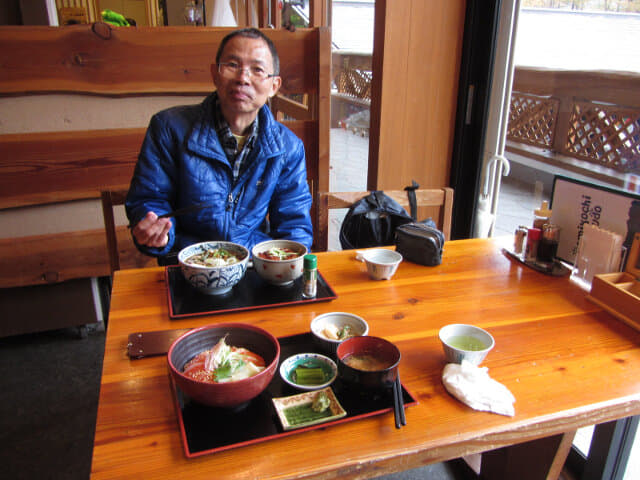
[507,92,559,148]
[563,101,640,174]
[334,68,372,101]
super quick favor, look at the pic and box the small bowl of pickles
[438,323,495,366]
[279,353,337,391]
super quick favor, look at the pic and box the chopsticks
[393,374,406,429]
[127,202,213,228]
[158,202,213,219]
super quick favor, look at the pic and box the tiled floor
[493,176,549,237]
[328,127,370,250]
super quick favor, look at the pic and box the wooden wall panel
[0,26,319,96]
[0,128,145,210]
[369,0,466,191]
[0,226,155,288]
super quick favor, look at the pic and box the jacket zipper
[223,192,233,238]
[232,186,244,218]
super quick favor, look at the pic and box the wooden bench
[0,128,153,288]
[0,25,330,289]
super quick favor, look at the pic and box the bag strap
[404,180,420,221]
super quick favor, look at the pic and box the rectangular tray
[170,332,417,458]
[166,266,337,319]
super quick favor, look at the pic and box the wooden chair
[316,187,454,252]
[100,190,129,274]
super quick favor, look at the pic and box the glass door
[485,3,640,479]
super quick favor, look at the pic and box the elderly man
[126,28,313,263]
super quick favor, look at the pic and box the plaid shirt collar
[212,92,259,181]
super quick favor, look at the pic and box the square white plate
[272,387,347,431]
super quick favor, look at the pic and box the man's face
[212,36,281,121]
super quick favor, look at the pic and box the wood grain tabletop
[91,237,640,479]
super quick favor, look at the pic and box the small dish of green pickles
[279,353,337,391]
[272,387,347,431]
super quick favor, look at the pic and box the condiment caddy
[503,224,570,277]
[588,232,640,329]
[503,200,568,276]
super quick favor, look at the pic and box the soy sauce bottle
[537,224,561,263]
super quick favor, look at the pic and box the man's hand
[132,212,172,248]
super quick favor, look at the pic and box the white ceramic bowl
[178,241,249,295]
[310,312,369,356]
[279,353,338,391]
[362,249,403,280]
[251,239,307,286]
[438,323,495,366]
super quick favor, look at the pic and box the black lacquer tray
[166,266,337,319]
[170,332,418,458]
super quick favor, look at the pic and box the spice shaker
[514,226,528,255]
[302,254,317,298]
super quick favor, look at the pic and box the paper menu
[550,176,639,265]
[573,224,624,285]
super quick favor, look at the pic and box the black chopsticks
[393,373,406,429]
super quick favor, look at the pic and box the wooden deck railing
[330,56,640,189]
[331,51,372,132]
[506,67,640,190]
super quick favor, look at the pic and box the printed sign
[550,176,640,264]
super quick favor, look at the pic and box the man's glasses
[217,62,276,81]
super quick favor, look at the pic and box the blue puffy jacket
[125,93,313,258]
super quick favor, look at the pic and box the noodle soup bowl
[168,323,280,408]
[336,336,401,391]
[251,239,307,286]
[178,241,249,295]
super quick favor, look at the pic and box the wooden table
[91,238,640,479]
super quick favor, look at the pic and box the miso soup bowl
[167,323,280,408]
[178,241,249,295]
[251,239,307,286]
[438,323,495,366]
[336,336,400,390]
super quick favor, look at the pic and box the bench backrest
[0,25,330,287]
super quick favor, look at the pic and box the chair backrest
[101,190,129,274]
[316,188,454,252]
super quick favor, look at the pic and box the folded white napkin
[442,360,515,416]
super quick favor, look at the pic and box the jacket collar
[186,93,284,161]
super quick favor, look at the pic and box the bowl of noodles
[251,239,307,286]
[168,323,280,408]
[178,241,249,295]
